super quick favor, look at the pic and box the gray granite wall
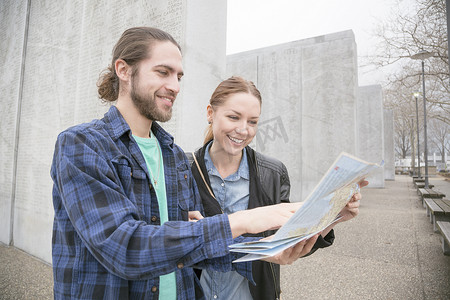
[227,31,359,200]
[356,85,385,187]
[0,0,29,246]
[384,109,395,180]
[0,0,226,263]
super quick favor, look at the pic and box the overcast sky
[226,0,413,85]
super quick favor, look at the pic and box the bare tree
[394,117,413,158]
[384,81,419,158]
[367,0,449,161]
[370,0,449,123]
[428,118,450,161]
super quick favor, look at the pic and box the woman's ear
[206,104,213,124]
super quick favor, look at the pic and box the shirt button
[130,171,133,177]
[213,295,218,299]
[184,174,187,179]
[149,184,153,190]
[151,286,157,292]
[151,216,157,222]
[177,262,184,269]
[221,183,224,187]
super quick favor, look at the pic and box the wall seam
[10,0,31,246]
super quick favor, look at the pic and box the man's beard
[130,77,173,123]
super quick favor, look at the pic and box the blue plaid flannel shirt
[51,106,252,299]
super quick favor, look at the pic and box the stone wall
[384,109,395,180]
[227,31,359,200]
[0,0,226,263]
[356,85,385,187]
[0,1,29,247]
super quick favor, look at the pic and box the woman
[189,76,364,300]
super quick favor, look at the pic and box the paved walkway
[0,243,53,299]
[1,175,449,299]
[281,174,450,299]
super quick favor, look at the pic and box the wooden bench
[424,198,450,232]
[414,182,434,189]
[436,221,450,255]
[414,179,425,195]
[418,188,446,208]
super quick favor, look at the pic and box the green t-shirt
[134,132,176,300]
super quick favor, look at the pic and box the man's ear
[115,59,131,82]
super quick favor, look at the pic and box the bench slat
[415,184,434,188]
[434,199,450,214]
[425,199,444,214]
[436,221,450,255]
[419,188,446,198]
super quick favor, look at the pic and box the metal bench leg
[433,216,439,232]
[442,236,450,256]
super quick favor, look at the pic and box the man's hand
[262,233,320,265]
[228,202,303,238]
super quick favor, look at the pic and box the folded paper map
[229,152,383,262]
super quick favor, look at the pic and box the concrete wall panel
[227,31,359,200]
[3,0,225,263]
[384,109,395,180]
[356,85,385,187]
[0,0,28,245]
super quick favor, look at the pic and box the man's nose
[166,75,180,94]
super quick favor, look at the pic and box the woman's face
[208,92,261,157]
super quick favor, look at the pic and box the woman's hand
[188,211,204,222]
[338,179,368,223]
[262,234,320,265]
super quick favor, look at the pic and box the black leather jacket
[187,141,334,300]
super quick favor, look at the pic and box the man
[51,27,321,299]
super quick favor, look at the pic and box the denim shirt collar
[204,142,249,181]
[104,105,174,147]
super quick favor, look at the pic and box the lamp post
[413,92,421,179]
[411,49,434,188]
[409,116,416,177]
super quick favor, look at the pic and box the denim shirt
[199,145,252,300]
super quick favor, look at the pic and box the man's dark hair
[97,27,181,102]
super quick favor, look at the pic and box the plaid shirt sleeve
[51,127,235,281]
[193,235,257,285]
